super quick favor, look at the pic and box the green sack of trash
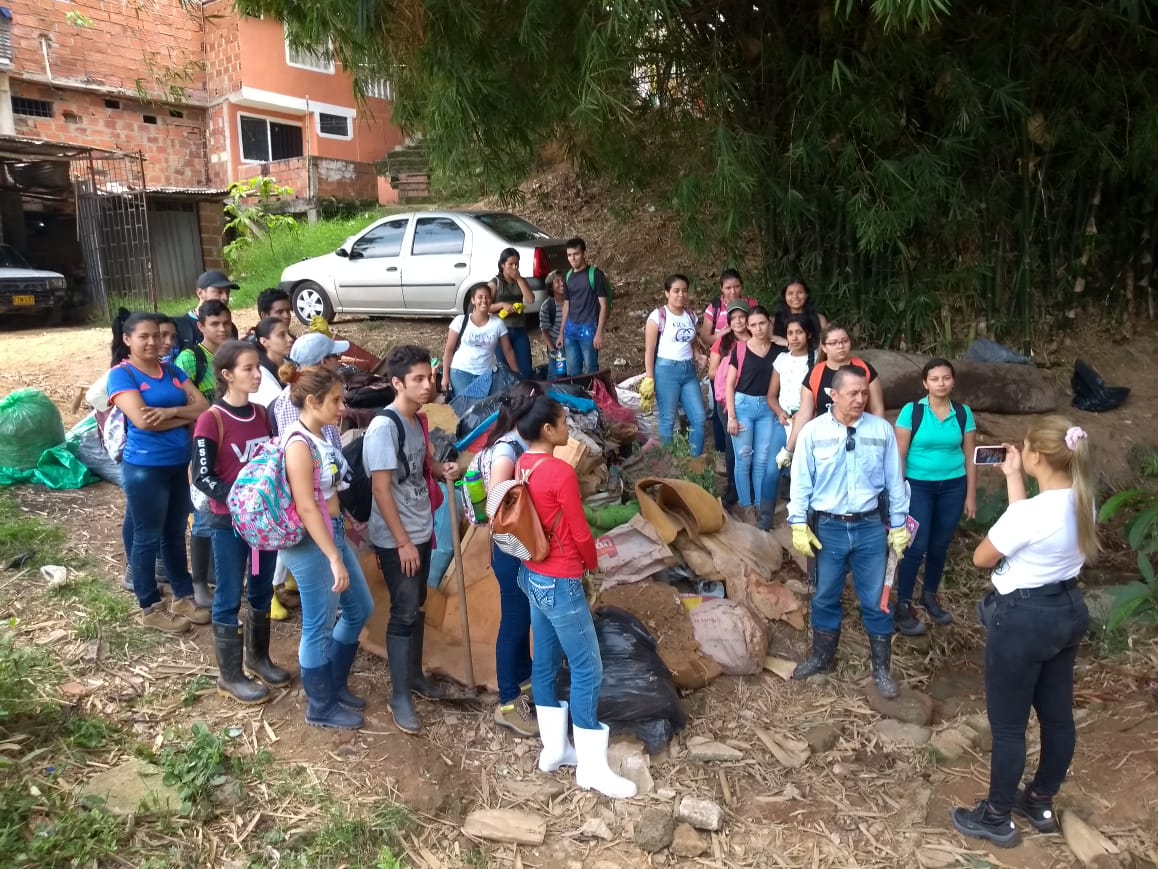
[0,389,66,470]
[0,443,97,490]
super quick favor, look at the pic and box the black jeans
[374,542,433,640]
[984,583,1089,813]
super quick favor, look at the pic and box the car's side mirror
[348,249,364,260]
[336,248,349,258]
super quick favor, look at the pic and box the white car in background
[0,244,68,325]
[278,210,570,324]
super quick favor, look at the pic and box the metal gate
[71,151,156,316]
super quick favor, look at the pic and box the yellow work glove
[309,315,332,337]
[775,447,793,469]
[888,526,912,556]
[791,524,822,557]
[638,376,655,413]
[511,302,525,314]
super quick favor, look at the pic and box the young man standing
[556,238,610,376]
[174,300,234,402]
[364,345,461,734]
[176,271,239,353]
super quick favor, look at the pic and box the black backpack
[340,408,415,523]
[174,314,200,354]
[908,400,966,439]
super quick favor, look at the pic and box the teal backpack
[566,265,613,301]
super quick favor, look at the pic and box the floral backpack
[228,430,327,551]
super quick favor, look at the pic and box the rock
[676,796,725,832]
[608,740,655,795]
[930,728,973,763]
[874,720,932,747]
[656,787,677,800]
[804,724,842,754]
[963,713,993,752]
[916,846,959,868]
[671,823,709,858]
[685,736,744,762]
[211,778,245,810]
[462,809,547,845]
[1061,813,1118,867]
[78,757,181,816]
[504,779,565,802]
[634,806,675,853]
[578,817,613,841]
[762,656,798,680]
[863,684,935,726]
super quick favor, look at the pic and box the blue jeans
[192,507,212,538]
[654,358,706,456]
[280,519,373,669]
[493,543,532,703]
[505,328,534,380]
[812,516,891,636]
[449,367,488,398]
[897,475,966,602]
[731,393,785,508]
[518,567,602,730]
[122,461,194,608]
[209,523,275,625]
[563,322,599,376]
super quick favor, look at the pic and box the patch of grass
[0,624,63,726]
[462,847,492,867]
[155,723,268,815]
[0,494,67,570]
[63,715,116,750]
[51,576,134,641]
[664,432,717,494]
[0,775,125,867]
[181,675,213,708]
[268,803,413,868]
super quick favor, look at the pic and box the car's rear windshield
[474,213,552,243]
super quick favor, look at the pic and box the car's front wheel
[291,281,334,325]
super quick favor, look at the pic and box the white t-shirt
[987,488,1086,594]
[251,364,283,409]
[284,422,349,501]
[773,352,811,413]
[449,315,509,374]
[646,307,697,362]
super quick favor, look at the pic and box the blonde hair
[1025,415,1100,562]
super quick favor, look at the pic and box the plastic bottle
[463,470,488,523]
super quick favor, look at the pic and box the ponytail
[278,359,301,385]
[1024,415,1100,563]
[487,381,544,448]
[111,309,157,366]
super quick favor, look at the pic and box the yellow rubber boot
[284,573,298,592]
[270,592,290,622]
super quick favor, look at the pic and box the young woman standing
[516,396,636,799]
[442,283,519,401]
[893,359,977,635]
[108,313,209,632]
[708,303,750,508]
[765,315,817,524]
[251,316,294,409]
[724,306,784,526]
[951,418,1096,848]
[643,274,706,457]
[192,341,290,704]
[279,368,373,730]
[489,248,536,379]
[772,279,827,349]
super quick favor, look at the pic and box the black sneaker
[894,601,928,636]
[920,591,954,625]
[1014,788,1060,833]
[951,800,1020,848]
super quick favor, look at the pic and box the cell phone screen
[974,446,1007,465]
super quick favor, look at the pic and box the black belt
[999,578,1079,599]
[817,510,878,523]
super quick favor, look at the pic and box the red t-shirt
[193,403,272,515]
[519,453,598,579]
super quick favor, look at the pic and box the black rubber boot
[894,601,928,636]
[301,665,363,730]
[869,633,898,698]
[951,800,1020,848]
[1014,787,1061,833]
[410,620,445,699]
[792,629,839,680]
[329,639,367,710]
[192,580,214,609]
[190,535,212,592]
[244,611,291,687]
[213,623,269,705]
[920,590,954,625]
[387,634,421,733]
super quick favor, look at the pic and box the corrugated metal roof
[0,134,113,160]
[147,186,229,198]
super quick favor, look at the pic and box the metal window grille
[12,97,53,118]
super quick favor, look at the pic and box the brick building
[0,0,406,308]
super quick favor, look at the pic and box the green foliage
[235,0,1158,349]
[664,433,717,494]
[0,775,124,867]
[181,675,213,708]
[157,724,251,813]
[0,494,66,570]
[224,176,300,264]
[1097,488,1158,630]
[0,625,61,727]
[269,803,413,868]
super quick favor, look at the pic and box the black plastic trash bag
[556,607,688,753]
[963,338,1033,365]
[455,393,506,442]
[1072,360,1129,413]
[428,428,459,464]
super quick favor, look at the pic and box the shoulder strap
[587,266,596,290]
[909,401,924,438]
[807,363,825,403]
[732,341,748,380]
[953,401,967,435]
[207,406,224,445]
[193,344,208,388]
[379,407,410,481]
[655,306,666,338]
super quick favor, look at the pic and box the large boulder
[860,350,1057,414]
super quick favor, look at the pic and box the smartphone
[974,445,1007,466]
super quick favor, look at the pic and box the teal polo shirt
[896,397,976,481]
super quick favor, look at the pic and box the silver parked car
[0,244,68,325]
[278,210,569,324]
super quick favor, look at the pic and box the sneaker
[920,591,954,626]
[894,601,928,636]
[951,800,1020,848]
[140,603,191,634]
[1014,787,1060,833]
[494,694,539,738]
[170,596,210,625]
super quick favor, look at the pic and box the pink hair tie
[1064,426,1087,451]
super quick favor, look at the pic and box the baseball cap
[289,332,351,367]
[197,270,239,290]
[726,300,750,316]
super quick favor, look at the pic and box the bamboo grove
[235,0,1158,350]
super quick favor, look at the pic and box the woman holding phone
[951,417,1096,848]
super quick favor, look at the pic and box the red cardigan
[518,453,597,578]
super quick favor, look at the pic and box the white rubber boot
[574,723,637,799]
[536,701,578,772]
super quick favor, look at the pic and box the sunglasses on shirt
[845,426,856,452]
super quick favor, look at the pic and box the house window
[316,112,351,139]
[412,217,465,256]
[363,79,393,101]
[11,97,53,118]
[239,115,304,163]
[285,37,334,74]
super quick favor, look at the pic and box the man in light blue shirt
[788,366,911,697]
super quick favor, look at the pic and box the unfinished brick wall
[198,201,225,273]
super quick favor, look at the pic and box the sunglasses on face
[324,353,340,361]
[845,426,856,452]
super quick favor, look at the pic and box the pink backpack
[227,431,328,551]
